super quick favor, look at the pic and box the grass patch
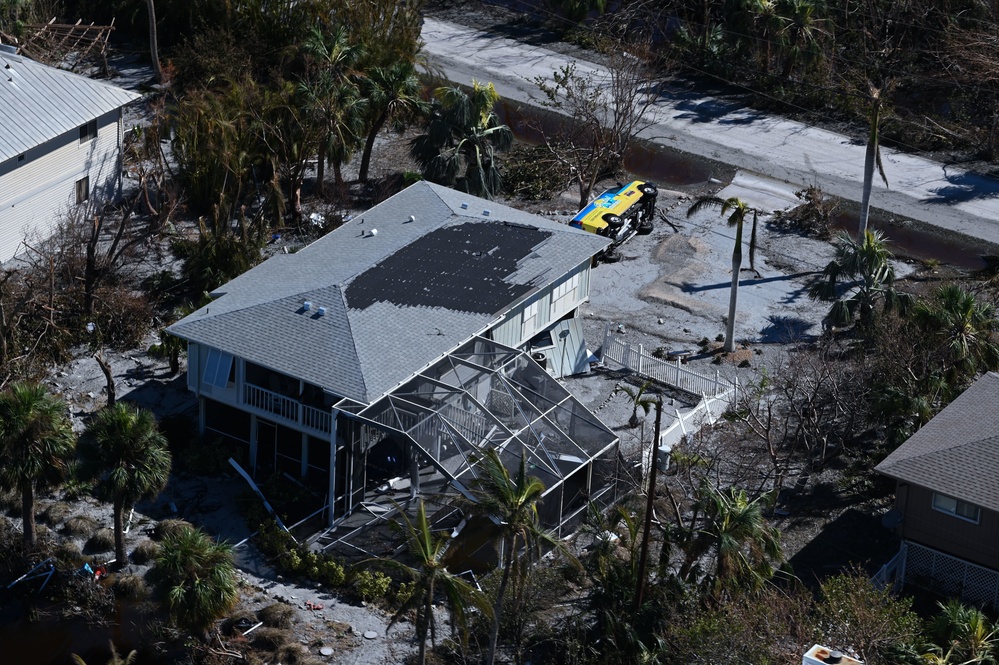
[258,602,296,629]
[40,502,72,525]
[111,574,149,600]
[251,626,296,651]
[85,528,115,554]
[53,541,83,565]
[64,515,98,538]
[130,539,160,565]
[152,519,194,541]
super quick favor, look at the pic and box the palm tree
[809,229,910,330]
[777,0,828,78]
[680,485,782,595]
[378,500,491,664]
[928,600,999,665]
[145,0,162,84]
[152,527,239,638]
[913,284,999,388]
[410,81,514,199]
[299,24,365,196]
[81,403,172,568]
[357,61,424,183]
[857,86,889,239]
[72,641,138,665]
[614,381,655,428]
[0,383,76,546]
[466,448,551,665]
[686,196,760,352]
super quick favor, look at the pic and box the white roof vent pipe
[408,215,415,223]
[318,306,327,316]
[303,301,312,311]
[370,228,378,237]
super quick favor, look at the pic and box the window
[522,300,539,340]
[75,176,89,204]
[79,119,97,143]
[933,492,981,523]
[203,348,234,389]
[550,272,581,318]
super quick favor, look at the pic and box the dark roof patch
[345,222,552,315]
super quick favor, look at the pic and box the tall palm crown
[466,448,552,665]
[0,382,76,545]
[357,60,424,183]
[915,284,999,387]
[81,403,172,567]
[410,81,513,199]
[381,500,490,665]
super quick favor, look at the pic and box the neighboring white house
[0,45,140,262]
[169,182,623,558]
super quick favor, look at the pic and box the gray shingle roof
[876,372,999,512]
[0,52,141,162]
[170,182,610,404]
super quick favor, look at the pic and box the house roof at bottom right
[876,372,999,513]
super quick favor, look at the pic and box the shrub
[257,602,296,629]
[180,437,240,476]
[64,515,99,538]
[53,541,83,565]
[111,574,149,600]
[153,519,195,541]
[85,528,115,554]
[252,626,296,651]
[40,502,71,525]
[130,539,160,565]
[351,570,391,602]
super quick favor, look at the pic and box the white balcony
[243,383,331,436]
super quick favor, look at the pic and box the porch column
[249,414,258,475]
[301,432,308,478]
[328,409,339,527]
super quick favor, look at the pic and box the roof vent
[317,306,327,316]
[369,228,378,237]
[460,202,468,209]
[408,215,415,223]
[483,209,491,217]
[303,301,312,311]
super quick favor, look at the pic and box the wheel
[602,250,622,263]
[637,220,654,235]
[602,213,624,227]
[640,184,658,196]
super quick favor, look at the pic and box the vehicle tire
[637,220,654,235]
[602,250,622,263]
[602,214,624,227]
[640,184,658,196]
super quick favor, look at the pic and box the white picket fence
[601,331,736,401]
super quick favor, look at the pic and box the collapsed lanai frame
[318,335,622,558]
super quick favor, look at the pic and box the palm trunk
[634,398,663,612]
[316,140,327,197]
[21,485,35,546]
[358,111,388,183]
[145,0,163,84]
[113,499,126,568]
[858,132,877,240]
[487,535,517,665]
[725,220,743,353]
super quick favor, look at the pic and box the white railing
[303,404,332,434]
[872,542,907,593]
[601,331,735,400]
[244,383,299,423]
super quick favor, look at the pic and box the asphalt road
[422,18,999,249]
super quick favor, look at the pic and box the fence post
[637,344,643,375]
[714,370,720,396]
[601,322,610,364]
[623,343,631,370]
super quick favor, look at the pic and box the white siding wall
[490,260,592,348]
[0,109,124,262]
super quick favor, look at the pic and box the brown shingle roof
[876,372,999,512]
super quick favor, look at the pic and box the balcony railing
[243,383,333,435]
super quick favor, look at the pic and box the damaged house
[0,45,139,262]
[168,182,623,558]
